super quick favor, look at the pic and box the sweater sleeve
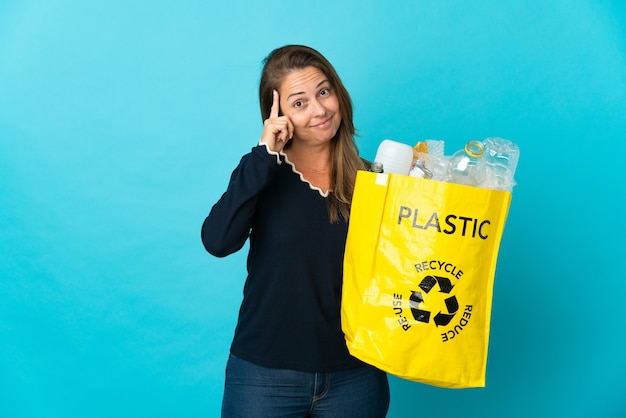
[201,144,281,257]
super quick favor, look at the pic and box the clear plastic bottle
[409,160,433,179]
[370,161,384,173]
[482,137,519,192]
[423,139,448,181]
[447,140,487,187]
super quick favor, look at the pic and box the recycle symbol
[409,275,459,327]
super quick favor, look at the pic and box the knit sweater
[201,145,362,372]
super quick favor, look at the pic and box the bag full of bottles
[372,137,520,192]
[341,136,519,387]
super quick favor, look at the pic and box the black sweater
[201,145,362,371]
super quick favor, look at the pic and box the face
[279,66,342,145]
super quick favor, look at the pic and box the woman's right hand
[260,90,293,153]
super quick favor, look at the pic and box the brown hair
[259,45,366,222]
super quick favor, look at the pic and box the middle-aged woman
[202,45,390,417]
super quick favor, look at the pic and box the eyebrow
[286,79,330,100]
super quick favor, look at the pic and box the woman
[202,45,389,417]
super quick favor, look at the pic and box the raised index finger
[270,89,280,119]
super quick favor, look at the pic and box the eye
[293,100,304,108]
[319,87,331,96]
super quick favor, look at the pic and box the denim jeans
[221,355,390,417]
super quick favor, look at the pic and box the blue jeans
[221,355,390,417]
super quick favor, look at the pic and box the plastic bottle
[370,161,384,173]
[374,139,414,175]
[421,139,448,181]
[409,160,433,179]
[482,137,520,192]
[447,140,487,187]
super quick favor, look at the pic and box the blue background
[1,1,625,417]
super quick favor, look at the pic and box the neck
[285,141,332,172]
[284,141,333,193]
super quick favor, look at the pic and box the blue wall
[1,1,624,417]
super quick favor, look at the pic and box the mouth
[311,116,333,128]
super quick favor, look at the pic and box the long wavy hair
[259,45,366,223]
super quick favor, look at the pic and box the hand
[260,90,293,153]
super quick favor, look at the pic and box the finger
[269,89,280,119]
[276,120,293,143]
[275,124,287,143]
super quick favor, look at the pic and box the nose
[310,99,327,116]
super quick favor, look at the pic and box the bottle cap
[370,162,383,173]
[465,140,485,158]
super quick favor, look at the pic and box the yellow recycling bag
[342,171,511,388]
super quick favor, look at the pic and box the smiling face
[279,66,342,146]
